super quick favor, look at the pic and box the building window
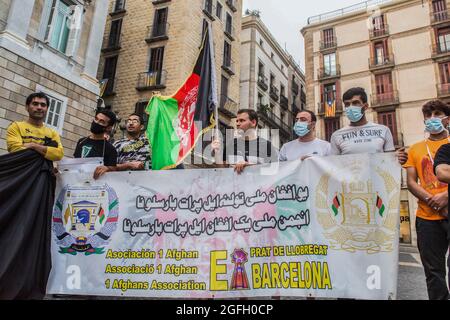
[258,61,264,76]
[322,28,335,47]
[323,53,336,76]
[433,0,448,18]
[259,39,264,47]
[135,101,149,128]
[43,0,83,55]
[280,84,285,97]
[439,62,450,83]
[204,0,213,14]
[108,19,123,49]
[37,86,68,135]
[102,56,118,96]
[373,40,388,64]
[225,12,233,34]
[378,110,399,146]
[223,41,232,67]
[113,0,126,13]
[375,73,393,95]
[149,47,165,83]
[271,52,275,60]
[372,15,385,35]
[220,75,229,108]
[216,2,222,19]
[324,118,340,142]
[152,8,168,38]
[437,28,450,53]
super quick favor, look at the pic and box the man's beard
[30,113,45,120]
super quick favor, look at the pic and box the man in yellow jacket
[6,92,64,161]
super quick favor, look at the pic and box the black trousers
[416,217,450,300]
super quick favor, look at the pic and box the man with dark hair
[6,92,64,161]
[279,110,331,161]
[330,87,407,164]
[404,100,450,300]
[214,108,278,174]
[74,109,118,179]
[113,113,151,171]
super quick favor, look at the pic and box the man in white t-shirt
[330,87,408,164]
[279,110,331,161]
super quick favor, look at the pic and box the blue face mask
[294,121,310,137]
[425,117,446,134]
[345,106,364,123]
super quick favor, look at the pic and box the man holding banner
[330,87,408,165]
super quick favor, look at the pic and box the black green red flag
[146,24,218,170]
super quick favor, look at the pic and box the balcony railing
[319,39,337,51]
[369,24,389,39]
[431,9,450,25]
[224,23,235,41]
[111,0,126,15]
[226,0,237,12]
[369,55,394,70]
[102,34,121,52]
[222,57,235,75]
[257,74,268,91]
[219,94,238,117]
[317,99,343,117]
[280,95,289,110]
[437,83,450,97]
[145,23,169,43]
[431,41,450,58]
[269,85,279,101]
[136,70,167,91]
[257,104,292,137]
[371,90,399,107]
[317,65,341,80]
[102,78,117,96]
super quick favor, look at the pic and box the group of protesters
[3,86,449,300]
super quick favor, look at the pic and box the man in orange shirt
[404,100,449,300]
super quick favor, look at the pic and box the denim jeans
[416,217,450,300]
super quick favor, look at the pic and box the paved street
[397,244,428,300]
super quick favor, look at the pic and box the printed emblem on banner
[52,184,119,255]
[230,249,250,290]
[315,160,399,253]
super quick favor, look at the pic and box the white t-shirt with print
[279,138,331,161]
[330,122,395,155]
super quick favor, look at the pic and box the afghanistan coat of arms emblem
[315,160,399,254]
[52,184,119,255]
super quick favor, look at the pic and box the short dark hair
[96,108,117,126]
[237,109,258,126]
[296,110,317,122]
[26,92,50,107]
[343,87,368,104]
[422,100,450,117]
[128,113,144,125]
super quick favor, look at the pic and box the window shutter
[65,4,84,57]
[39,0,54,41]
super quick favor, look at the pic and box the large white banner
[47,153,401,299]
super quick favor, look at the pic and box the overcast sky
[242,0,367,69]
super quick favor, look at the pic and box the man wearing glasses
[113,113,151,171]
[329,87,408,165]
[6,92,64,161]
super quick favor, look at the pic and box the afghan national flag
[331,194,340,216]
[98,206,105,224]
[376,195,385,217]
[146,23,218,170]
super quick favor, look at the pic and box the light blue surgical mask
[345,106,364,123]
[425,117,446,134]
[294,121,310,137]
